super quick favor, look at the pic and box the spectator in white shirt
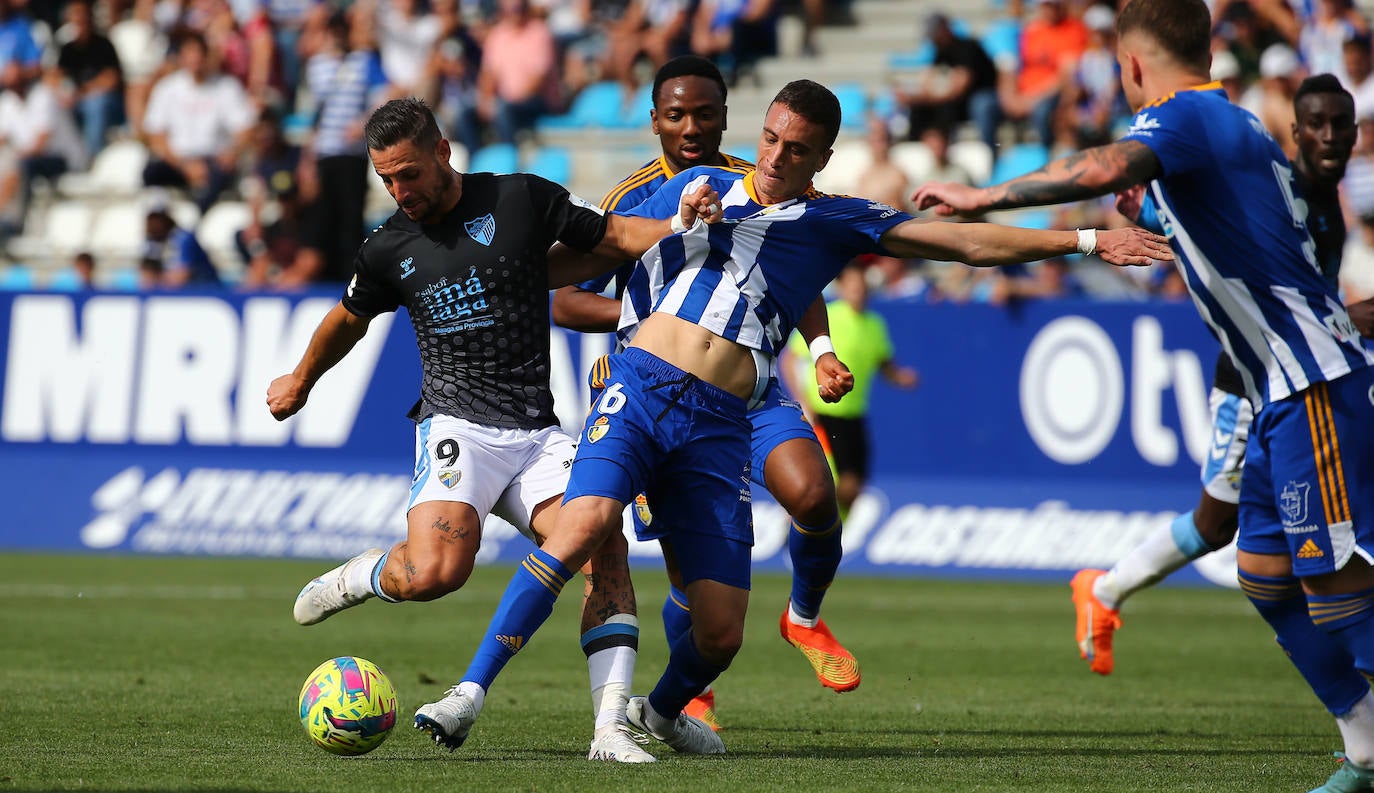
[0,65,85,235]
[140,30,256,211]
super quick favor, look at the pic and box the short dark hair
[1294,72,1354,111]
[770,79,842,149]
[652,55,728,107]
[1117,0,1211,74]
[365,97,443,152]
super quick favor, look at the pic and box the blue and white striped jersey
[1122,82,1374,407]
[615,166,910,355]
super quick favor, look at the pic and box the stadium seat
[40,200,95,258]
[448,142,469,174]
[615,83,654,129]
[949,140,994,185]
[980,18,1022,67]
[833,83,868,129]
[106,268,141,291]
[890,141,936,186]
[197,201,251,275]
[89,203,146,260]
[469,143,520,175]
[108,19,166,82]
[990,142,1049,185]
[526,146,572,185]
[0,265,35,291]
[536,81,626,131]
[45,268,86,291]
[58,139,149,198]
[812,140,871,195]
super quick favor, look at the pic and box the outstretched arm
[912,140,1163,217]
[267,302,373,420]
[879,219,1173,268]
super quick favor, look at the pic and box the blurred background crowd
[1,0,1373,307]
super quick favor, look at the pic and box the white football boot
[587,724,656,763]
[626,696,725,754]
[292,548,383,625]
[414,686,480,751]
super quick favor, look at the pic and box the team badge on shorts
[587,416,610,443]
[438,469,462,488]
[634,493,653,526]
[1281,480,1311,527]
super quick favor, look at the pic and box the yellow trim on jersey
[1306,383,1352,526]
[590,354,611,390]
[522,554,568,594]
[790,517,840,537]
[1141,81,1224,110]
[600,157,671,211]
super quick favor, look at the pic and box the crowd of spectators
[6,0,1374,305]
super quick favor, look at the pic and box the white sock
[1338,691,1374,767]
[1094,525,1193,611]
[456,680,485,713]
[343,551,384,600]
[586,614,638,732]
[788,601,819,629]
[642,698,675,738]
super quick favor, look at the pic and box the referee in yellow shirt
[787,261,919,516]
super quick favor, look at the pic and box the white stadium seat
[88,203,146,260]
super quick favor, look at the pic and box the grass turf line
[0,552,1342,792]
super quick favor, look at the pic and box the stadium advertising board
[0,289,1234,585]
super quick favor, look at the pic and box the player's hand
[815,354,854,403]
[267,373,310,421]
[1094,227,1173,266]
[678,184,724,231]
[889,366,919,390]
[910,182,986,217]
[1114,184,1146,223]
[1348,297,1374,338]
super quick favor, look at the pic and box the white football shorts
[408,413,576,541]
[1200,389,1253,505]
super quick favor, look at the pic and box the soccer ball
[298,656,398,756]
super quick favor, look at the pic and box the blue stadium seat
[107,268,141,291]
[888,18,972,69]
[469,143,520,175]
[46,269,86,291]
[537,81,625,131]
[526,146,572,185]
[980,18,1022,65]
[615,82,654,129]
[0,265,34,290]
[833,83,868,129]
[990,143,1049,184]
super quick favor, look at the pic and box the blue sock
[788,516,842,621]
[1310,587,1374,693]
[1240,571,1368,715]
[1169,510,1217,558]
[462,550,572,691]
[661,585,691,650]
[647,628,731,720]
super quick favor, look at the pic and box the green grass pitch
[0,552,1346,792]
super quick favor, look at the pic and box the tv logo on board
[1019,316,1211,467]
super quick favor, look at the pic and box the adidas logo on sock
[1297,539,1325,559]
[497,634,525,654]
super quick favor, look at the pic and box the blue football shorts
[566,348,755,586]
[1237,367,1374,576]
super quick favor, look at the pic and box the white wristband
[1076,228,1098,256]
[671,212,696,234]
[809,335,835,363]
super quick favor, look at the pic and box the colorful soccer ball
[298,656,398,756]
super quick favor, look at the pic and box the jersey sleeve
[1135,192,1165,234]
[1121,96,1208,178]
[525,174,610,253]
[340,241,400,318]
[829,196,913,256]
[617,169,707,220]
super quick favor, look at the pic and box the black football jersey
[342,172,609,429]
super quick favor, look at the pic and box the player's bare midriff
[628,312,759,400]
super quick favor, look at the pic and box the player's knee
[781,475,840,526]
[693,622,745,665]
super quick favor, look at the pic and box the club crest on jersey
[1128,112,1160,136]
[438,468,462,488]
[1280,480,1310,526]
[587,415,610,443]
[634,493,653,526]
[399,256,416,279]
[465,213,496,246]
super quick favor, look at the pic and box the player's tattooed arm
[912,140,1162,216]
